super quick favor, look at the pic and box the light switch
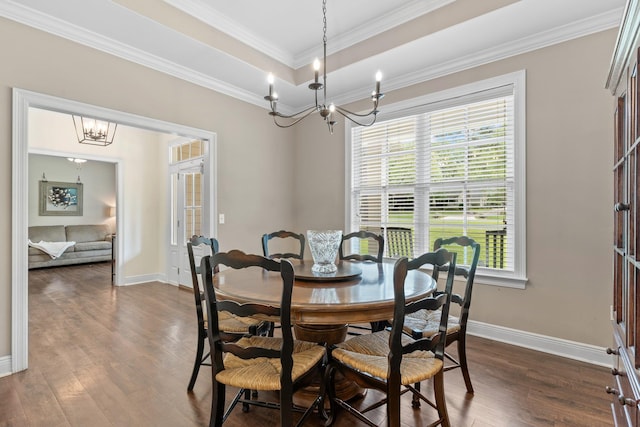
[219,213,225,224]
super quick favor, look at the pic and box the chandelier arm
[264,0,381,133]
[271,105,318,120]
[333,105,379,119]
[334,108,379,127]
[272,108,318,128]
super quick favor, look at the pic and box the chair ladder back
[188,235,219,275]
[261,230,305,260]
[433,251,456,360]
[201,255,225,366]
[201,250,296,374]
[216,299,280,319]
[339,230,384,263]
[186,236,220,391]
[387,257,409,405]
[433,236,480,326]
[400,249,457,360]
[201,252,321,426]
[383,252,455,427]
[278,259,295,397]
[326,252,455,427]
[187,236,219,316]
[186,242,202,309]
[212,249,280,271]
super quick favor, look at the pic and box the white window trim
[345,70,527,289]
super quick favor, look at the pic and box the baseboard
[110,277,614,367]
[467,320,612,367]
[0,319,609,380]
[119,273,168,286]
[0,355,12,378]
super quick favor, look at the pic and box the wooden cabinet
[607,2,640,425]
[610,324,639,425]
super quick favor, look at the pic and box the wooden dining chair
[403,236,480,394]
[339,230,385,334]
[339,230,384,263]
[325,249,457,427]
[261,230,305,260]
[186,236,269,392]
[201,250,327,427]
[261,230,306,336]
[260,231,304,318]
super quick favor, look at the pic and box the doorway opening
[12,88,217,373]
[27,153,116,277]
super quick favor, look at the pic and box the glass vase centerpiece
[307,230,343,274]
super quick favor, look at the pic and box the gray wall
[29,154,116,231]
[0,17,296,358]
[294,30,616,347]
[0,16,617,359]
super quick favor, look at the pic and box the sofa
[28,224,113,269]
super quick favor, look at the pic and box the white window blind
[349,82,520,277]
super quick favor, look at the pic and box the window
[347,71,526,287]
[171,139,203,163]
[169,139,206,246]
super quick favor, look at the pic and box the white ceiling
[0,0,626,113]
[166,0,457,67]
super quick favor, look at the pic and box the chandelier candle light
[264,0,383,133]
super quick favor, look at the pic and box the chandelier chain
[264,0,383,133]
[322,0,328,102]
[322,0,327,45]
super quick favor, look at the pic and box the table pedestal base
[293,323,365,408]
[294,323,348,345]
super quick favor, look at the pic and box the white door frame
[11,88,217,373]
[168,156,208,286]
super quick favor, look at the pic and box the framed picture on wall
[39,181,83,216]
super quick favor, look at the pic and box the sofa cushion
[75,241,111,252]
[28,249,112,269]
[65,225,110,244]
[28,226,74,255]
[29,225,67,243]
[28,240,75,258]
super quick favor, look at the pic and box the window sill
[475,271,527,289]
[410,261,528,289]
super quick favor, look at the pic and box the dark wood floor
[0,263,612,426]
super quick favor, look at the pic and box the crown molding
[330,7,623,109]
[165,0,455,69]
[0,1,622,114]
[291,0,455,69]
[0,0,267,110]
[606,0,639,93]
[164,0,295,66]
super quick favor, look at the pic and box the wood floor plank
[12,367,70,427]
[0,262,614,426]
[0,375,29,426]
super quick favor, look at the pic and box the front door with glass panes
[168,138,210,286]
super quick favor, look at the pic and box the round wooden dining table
[213,259,437,343]
[212,258,437,403]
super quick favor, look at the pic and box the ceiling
[0,0,626,114]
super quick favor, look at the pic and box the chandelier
[72,115,117,146]
[264,0,383,134]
